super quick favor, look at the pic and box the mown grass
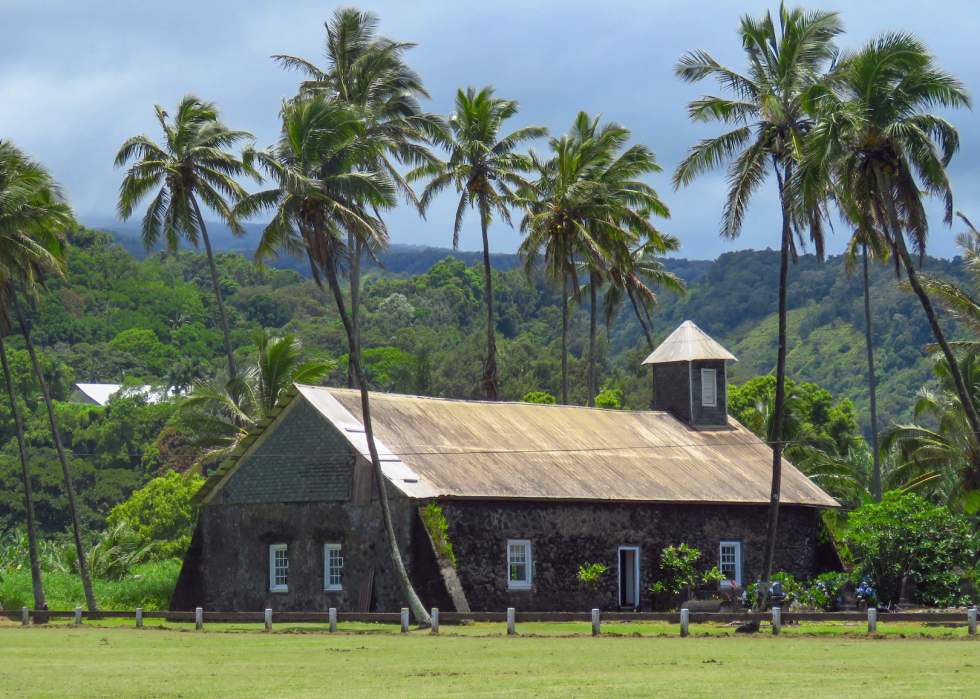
[0,559,179,611]
[0,621,977,698]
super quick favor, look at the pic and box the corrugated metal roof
[313,387,836,508]
[642,320,737,364]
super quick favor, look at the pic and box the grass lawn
[1,620,978,698]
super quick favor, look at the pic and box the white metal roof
[69,383,165,406]
[642,320,737,364]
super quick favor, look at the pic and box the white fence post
[195,607,203,631]
[74,607,82,626]
[329,608,337,633]
[431,608,439,634]
[679,609,690,637]
[506,608,516,636]
[21,607,28,626]
[772,607,781,636]
[136,608,143,629]
[401,608,410,633]
[264,608,272,631]
[591,608,601,636]
[968,608,977,636]
[867,608,877,633]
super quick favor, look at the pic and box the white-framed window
[324,544,343,591]
[701,368,717,407]
[719,541,741,588]
[507,540,532,589]
[269,544,288,592]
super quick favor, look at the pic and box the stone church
[171,321,837,613]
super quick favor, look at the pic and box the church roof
[642,320,737,364]
[193,385,836,508]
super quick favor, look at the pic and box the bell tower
[642,320,737,427]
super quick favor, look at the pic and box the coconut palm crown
[114,95,259,379]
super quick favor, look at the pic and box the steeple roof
[641,320,737,364]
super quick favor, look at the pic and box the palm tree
[238,96,431,625]
[880,352,980,513]
[673,4,842,609]
[274,7,443,389]
[0,140,78,612]
[519,113,667,404]
[842,229,890,503]
[115,95,257,381]
[179,329,334,472]
[411,86,546,400]
[801,33,980,450]
[601,241,685,353]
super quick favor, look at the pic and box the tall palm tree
[115,95,258,381]
[0,140,78,612]
[801,32,979,450]
[843,229,890,502]
[519,113,667,404]
[179,329,334,472]
[238,96,431,625]
[672,4,842,610]
[411,86,546,400]
[274,7,443,389]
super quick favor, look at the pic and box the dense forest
[0,224,968,541]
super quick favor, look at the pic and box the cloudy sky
[4,0,979,259]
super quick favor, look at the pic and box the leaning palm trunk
[479,202,499,401]
[322,252,430,626]
[191,195,237,381]
[0,335,46,612]
[347,232,361,389]
[874,166,980,439]
[627,286,655,351]
[754,165,792,612]
[588,273,598,407]
[14,293,98,611]
[862,246,882,502]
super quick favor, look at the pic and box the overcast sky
[4,0,980,259]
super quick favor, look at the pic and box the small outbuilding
[172,321,837,613]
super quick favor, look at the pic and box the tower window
[701,368,717,406]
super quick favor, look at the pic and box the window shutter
[701,369,716,406]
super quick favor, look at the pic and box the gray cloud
[3,0,979,258]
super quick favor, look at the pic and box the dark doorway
[618,547,639,607]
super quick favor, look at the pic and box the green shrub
[845,492,978,606]
[421,501,455,568]
[106,472,204,560]
[522,392,556,404]
[576,563,608,598]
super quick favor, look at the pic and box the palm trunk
[561,271,569,405]
[322,253,430,627]
[874,165,980,439]
[479,203,499,401]
[627,286,655,351]
[862,246,882,502]
[754,163,792,612]
[627,286,657,411]
[588,273,598,407]
[347,232,361,390]
[14,292,98,611]
[0,335,46,612]
[191,195,237,381]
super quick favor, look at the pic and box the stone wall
[439,500,819,612]
[189,496,448,612]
